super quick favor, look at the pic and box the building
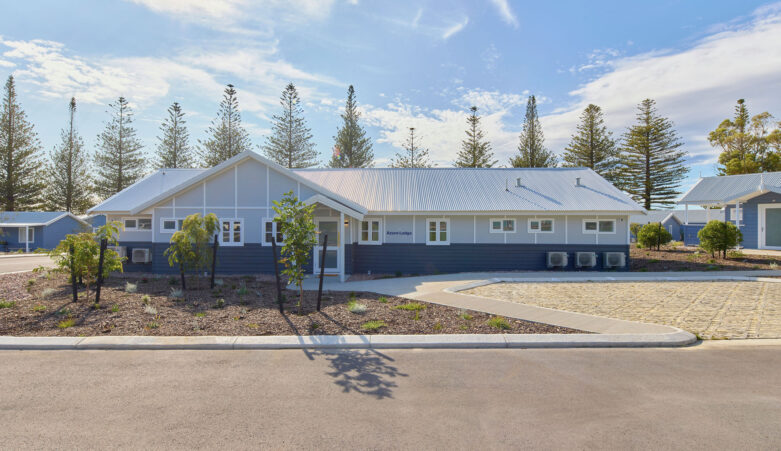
[678,171,781,249]
[629,209,726,243]
[88,151,644,278]
[0,211,89,252]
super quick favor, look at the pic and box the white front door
[759,204,781,249]
[314,218,340,274]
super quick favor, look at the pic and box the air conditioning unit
[109,246,127,258]
[603,252,626,269]
[575,252,597,268]
[546,252,568,268]
[131,248,151,264]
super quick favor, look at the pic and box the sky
[2,0,781,196]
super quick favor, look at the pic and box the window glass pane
[233,222,241,242]
[265,222,273,243]
[429,221,436,232]
[163,220,176,230]
[124,219,136,229]
[530,221,539,230]
[177,219,184,229]
[361,221,368,232]
[222,221,230,242]
[372,230,379,241]
[429,231,437,241]
[503,220,514,232]
[541,220,553,232]
[372,221,379,233]
[440,231,447,241]
[138,219,152,230]
[585,221,597,231]
[599,221,614,232]
[492,220,501,230]
[276,230,283,244]
[361,230,368,241]
[440,221,447,231]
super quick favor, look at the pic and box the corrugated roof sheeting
[630,209,725,224]
[90,169,206,212]
[0,211,67,225]
[293,168,643,212]
[679,171,781,204]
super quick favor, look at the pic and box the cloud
[488,0,519,28]
[481,43,500,71]
[542,3,781,167]
[442,17,469,40]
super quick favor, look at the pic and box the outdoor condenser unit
[575,252,597,268]
[603,252,626,269]
[109,246,127,258]
[546,252,568,268]
[131,248,152,264]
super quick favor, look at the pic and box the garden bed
[630,245,780,271]
[0,272,581,336]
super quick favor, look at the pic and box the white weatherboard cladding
[237,160,268,206]
[268,169,298,202]
[205,168,235,206]
[175,183,204,206]
[109,214,152,242]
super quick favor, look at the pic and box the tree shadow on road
[304,348,408,400]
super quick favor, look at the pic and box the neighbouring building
[88,151,644,279]
[0,211,89,252]
[678,171,781,249]
[630,209,726,243]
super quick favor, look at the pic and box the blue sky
[2,0,781,194]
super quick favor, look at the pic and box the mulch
[630,245,780,271]
[0,271,581,337]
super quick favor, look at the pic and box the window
[160,218,184,233]
[263,219,283,245]
[528,218,554,233]
[584,219,616,234]
[426,219,449,245]
[18,228,34,243]
[123,218,152,231]
[360,219,381,244]
[490,218,516,233]
[220,219,243,246]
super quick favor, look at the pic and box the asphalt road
[1,343,780,449]
[0,255,53,274]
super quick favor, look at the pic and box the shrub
[361,320,386,331]
[125,282,137,293]
[144,304,157,315]
[236,286,249,296]
[630,223,643,238]
[637,222,672,250]
[458,310,473,321]
[27,278,35,286]
[433,322,443,331]
[0,301,16,309]
[214,298,225,309]
[487,316,511,330]
[273,191,318,315]
[164,213,220,290]
[698,220,743,258]
[147,322,159,329]
[57,318,75,329]
[194,312,206,318]
[347,300,367,314]
[169,288,184,300]
[32,305,46,312]
[110,304,120,313]
[41,288,57,298]
[378,296,388,303]
[141,294,151,304]
[394,302,426,311]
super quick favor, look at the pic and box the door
[314,218,340,274]
[760,205,781,249]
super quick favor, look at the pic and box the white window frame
[18,228,34,243]
[219,218,244,246]
[490,218,516,233]
[583,219,616,234]
[160,218,184,234]
[426,218,450,245]
[262,218,284,246]
[359,219,382,245]
[122,218,137,230]
[528,218,554,233]
[123,217,152,231]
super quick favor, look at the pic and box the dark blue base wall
[348,243,630,274]
[120,242,630,274]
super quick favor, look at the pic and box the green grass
[394,302,426,311]
[487,316,511,330]
[378,296,388,303]
[236,286,249,296]
[413,311,421,321]
[146,322,159,329]
[27,278,35,286]
[32,304,47,312]
[194,312,206,318]
[110,304,120,313]
[0,301,16,309]
[246,323,259,329]
[347,300,367,314]
[41,287,57,298]
[361,320,386,331]
[57,318,76,329]
[214,298,225,309]
[433,322,443,331]
[143,304,158,315]
[727,250,746,259]
[458,310,473,321]
[141,294,151,304]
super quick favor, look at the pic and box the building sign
[386,231,412,236]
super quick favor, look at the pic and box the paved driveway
[464,280,781,339]
[0,255,53,274]
[1,344,780,449]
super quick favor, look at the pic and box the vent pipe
[515,177,522,187]
[575,177,582,187]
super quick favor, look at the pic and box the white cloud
[488,0,519,28]
[481,43,500,71]
[442,17,469,40]
[542,3,781,166]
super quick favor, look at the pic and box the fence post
[70,243,77,303]
[271,237,283,312]
[210,235,218,289]
[316,234,328,312]
[95,238,107,305]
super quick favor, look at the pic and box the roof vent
[515,177,522,187]
[575,177,582,187]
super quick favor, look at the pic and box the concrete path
[2,344,780,449]
[0,254,53,274]
[301,270,781,335]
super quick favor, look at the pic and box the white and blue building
[88,151,644,279]
[678,171,781,249]
[0,211,89,252]
[630,209,726,243]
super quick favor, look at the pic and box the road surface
[0,255,53,274]
[1,342,780,449]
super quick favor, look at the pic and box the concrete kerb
[0,332,697,350]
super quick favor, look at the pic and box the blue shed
[0,212,90,252]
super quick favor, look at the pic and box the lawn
[0,271,581,336]
[630,244,780,271]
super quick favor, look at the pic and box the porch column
[735,201,741,250]
[339,212,345,282]
[25,226,29,253]
[706,207,711,222]
[684,204,689,225]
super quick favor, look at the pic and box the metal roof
[0,211,86,226]
[679,171,781,205]
[630,209,724,225]
[88,169,206,213]
[293,167,643,213]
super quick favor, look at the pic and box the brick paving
[463,281,781,339]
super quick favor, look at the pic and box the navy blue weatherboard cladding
[682,224,705,246]
[41,215,89,249]
[0,226,42,250]
[726,192,781,249]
